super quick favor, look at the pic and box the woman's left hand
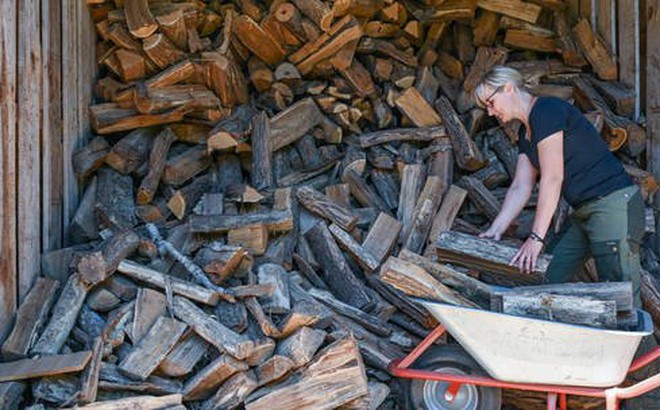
[510,238,544,274]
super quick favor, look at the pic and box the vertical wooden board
[0,0,18,344]
[596,0,614,52]
[579,0,592,20]
[648,1,660,205]
[17,0,42,301]
[618,0,638,89]
[62,0,80,242]
[42,0,63,252]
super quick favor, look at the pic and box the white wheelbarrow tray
[416,299,653,387]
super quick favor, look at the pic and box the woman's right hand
[479,226,502,241]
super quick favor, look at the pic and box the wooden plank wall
[0,1,95,344]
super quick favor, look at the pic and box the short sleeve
[530,98,567,144]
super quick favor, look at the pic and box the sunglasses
[483,85,503,109]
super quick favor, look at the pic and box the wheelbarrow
[389,299,660,409]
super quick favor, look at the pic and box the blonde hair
[474,66,529,108]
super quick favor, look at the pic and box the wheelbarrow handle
[628,346,660,374]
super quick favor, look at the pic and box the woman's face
[483,83,512,123]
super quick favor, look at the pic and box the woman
[474,66,645,307]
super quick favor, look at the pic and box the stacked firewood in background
[2,0,660,409]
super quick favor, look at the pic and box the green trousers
[545,185,645,307]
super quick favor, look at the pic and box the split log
[77,230,140,287]
[75,394,182,410]
[424,184,468,257]
[328,223,380,272]
[234,15,286,66]
[475,0,541,23]
[117,260,219,306]
[397,164,425,238]
[96,167,138,230]
[73,136,110,178]
[436,231,549,285]
[358,126,446,148]
[435,95,485,170]
[343,169,391,215]
[250,111,273,190]
[167,174,212,220]
[246,337,368,410]
[162,145,212,186]
[296,185,358,231]
[394,87,442,127]
[182,354,249,401]
[255,355,296,386]
[124,0,157,38]
[89,104,189,134]
[501,293,617,329]
[380,256,479,307]
[228,224,269,256]
[363,212,402,265]
[309,288,390,336]
[572,19,617,80]
[201,371,258,410]
[257,263,291,314]
[31,274,90,355]
[456,175,501,220]
[158,332,209,377]
[78,338,104,404]
[137,128,176,205]
[173,296,255,360]
[304,222,372,309]
[189,209,294,233]
[0,351,91,383]
[130,288,167,344]
[270,98,324,151]
[1,278,59,360]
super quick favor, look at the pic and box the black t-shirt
[517,96,632,208]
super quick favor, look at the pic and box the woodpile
[2,0,660,409]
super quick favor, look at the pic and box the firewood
[156,9,188,50]
[78,337,104,404]
[403,175,445,252]
[573,76,645,155]
[105,128,153,175]
[358,125,446,148]
[572,19,617,81]
[461,46,508,106]
[501,293,617,329]
[90,103,189,134]
[156,332,209,378]
[309,288,390,336]
[256,263,291,314]
[247,337,367,409]
[279,298,329,338]
[99,363,182,395]
[394,87,442,127]
[476,0,541,23]
[370,169,398,210]
[397,164,424,237]
[167,174,211,220]
[624,164,659,202]
[255,355,295,386]
[117,260,219,306]
[248,57,274,93]
[129,288,167,344]
[234,15,286,67]
[456,175,501,220]
[136,128,175,205]
[424,184,467,254]
[189,209,294,233]
[269,99,324,152]
[296,185,358,230]
[75,394,182,409]
[357,37,417,67]
[436,95,485,170]
[86,288,122,312]
[1,278,59,360]
[344,169,390,214]
[361,213,401,266]
[473,10,500,46]
[0,383,25,409]
[31,274,90,355]
[124,0,157,38]
[73,136,110,178]
[0,351,91,383]
[201,371,258,410]
[380,256,479,307]
[182,354,248,401]
[304,222,372,309]
[225,224,268,256]
[430,0,476,20]
[293,253,327,290]
[273,326,326,368]
[328,223,380,271]
[134,84,220,114]
[590,78,635,117]
[113,49,148,82]
[553,10,587,67]
[162,145,211,186]
[77,230,140,287]
[436,231,549,284]
[173,296,255,360]
[250,111,274,190]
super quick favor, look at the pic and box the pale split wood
[76,394,182,410]
[0,351,91,383]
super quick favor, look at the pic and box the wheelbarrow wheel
[403,344,502,410]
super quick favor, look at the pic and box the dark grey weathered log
[358,126,446,148]
[251,111,274,190]
[77,229,140,287]
[304,222,372,310]
[296,185,358,231]
[189,210,294,233]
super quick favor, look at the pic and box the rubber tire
[402,344,502,410]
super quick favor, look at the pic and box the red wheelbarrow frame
[389,325,660,410]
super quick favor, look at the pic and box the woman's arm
[511,131,564,273]
[481,154,537,240]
